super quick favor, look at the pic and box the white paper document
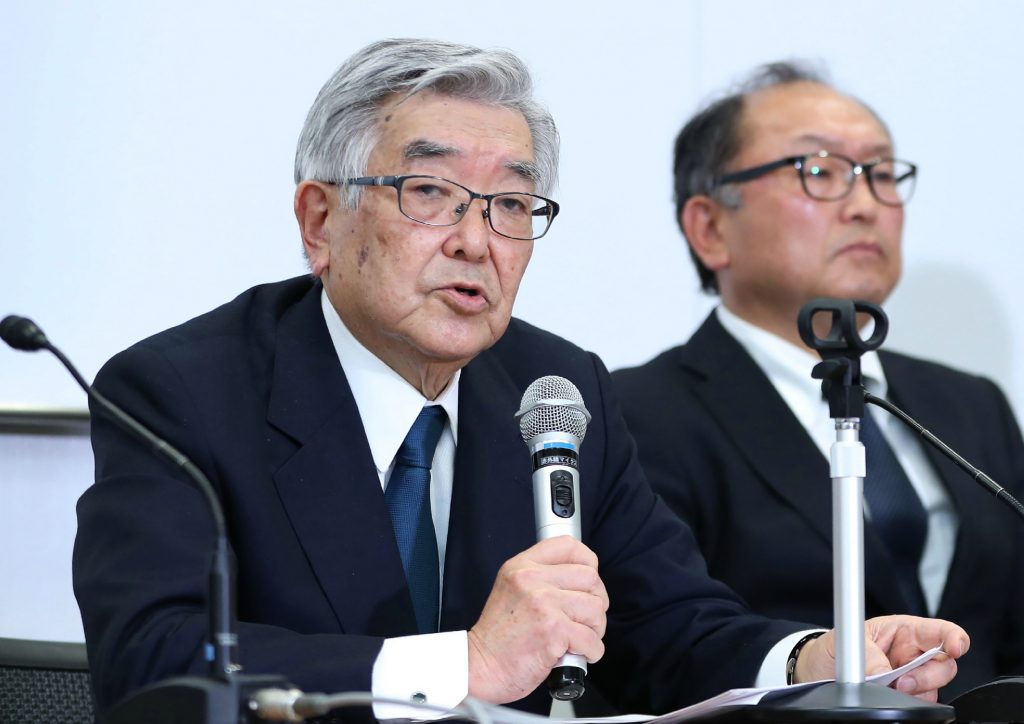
[457,646,944,724]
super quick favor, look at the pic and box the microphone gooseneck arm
[865,391,1024,523]
[1,315,239,679]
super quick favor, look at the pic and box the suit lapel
[683,314,911,614]
[440,349,536,633]
[267,286,417,637]
[680,315,834,544]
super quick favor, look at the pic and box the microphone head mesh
[517,375,590,443]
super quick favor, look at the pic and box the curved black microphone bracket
[797,298,889,419]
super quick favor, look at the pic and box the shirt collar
[716,304,889,409]
[320,287,460,475]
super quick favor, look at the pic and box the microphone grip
[533,464,582,542]
[533,463,587,700]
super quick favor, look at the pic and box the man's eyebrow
[404,139,460,159]
[506,160,540,185]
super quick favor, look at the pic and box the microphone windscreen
[0,315,48,351]
[517,375,590,443]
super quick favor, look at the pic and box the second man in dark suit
[613,62,1024,700]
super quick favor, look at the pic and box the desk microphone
[1,314,293,722]
[515,375,591,701]
[797,298,1024,722]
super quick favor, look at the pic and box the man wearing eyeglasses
[75,45,969,718]
[613,62,1024,700]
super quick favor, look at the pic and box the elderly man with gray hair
[74,41,967,719]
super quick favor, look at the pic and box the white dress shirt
[716,305,958,615]
[320,289,467,718]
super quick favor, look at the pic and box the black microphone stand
[0,316,295,723]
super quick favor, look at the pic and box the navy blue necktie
[860,409,929,615]
[386,405,446,633]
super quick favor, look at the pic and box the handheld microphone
[2,314,293,722]
[515,375,591,701]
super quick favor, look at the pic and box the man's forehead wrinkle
[794,133,894,156]
[400,139,537,186]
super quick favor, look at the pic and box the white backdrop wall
[2,1,1022,640]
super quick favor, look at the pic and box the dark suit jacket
[612,311,1024,700]
[73,278,801,715]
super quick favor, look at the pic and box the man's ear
[681,194,732,274]
[295,181,335,277]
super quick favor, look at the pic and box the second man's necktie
[859,409,929,615]
[386,405,446,633]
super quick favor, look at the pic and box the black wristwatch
[786,631,826,685]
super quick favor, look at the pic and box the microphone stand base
[686,683,953,723]
[951,676,1024,723]
[102,673,293,724]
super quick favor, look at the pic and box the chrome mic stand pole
[830,416,866,684]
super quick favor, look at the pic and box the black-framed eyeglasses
[714,151,918,207]
[340,175,560,241]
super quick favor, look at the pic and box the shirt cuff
[755,629,827,688]
[371,630,468,720]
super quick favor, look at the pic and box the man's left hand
[794,615,970,701]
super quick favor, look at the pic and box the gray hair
[673,60,830,293]
[294,38,559,207]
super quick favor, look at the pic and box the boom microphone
[515,375,591,701]
[0,315,49,351]
[2,314,293,722]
